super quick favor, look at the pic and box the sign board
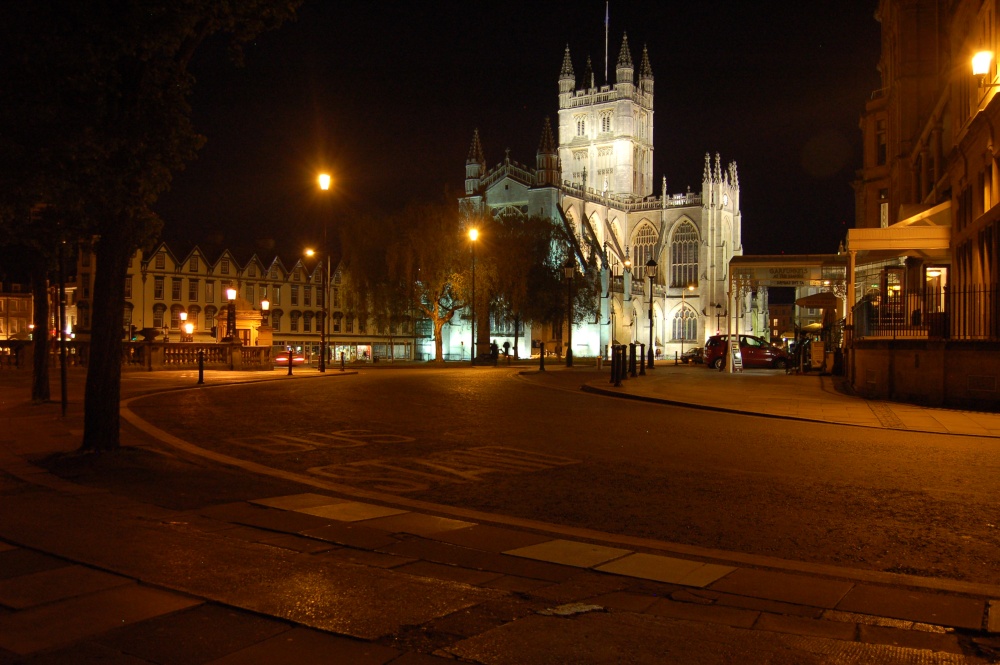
[731,264,846,287]
[730,340,742,372]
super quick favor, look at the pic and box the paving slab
[708,568,854,609]
[206,626,400,665]
[355,511,475,536]
[299,521,400,550]
[504,539,631,568]
[94,603,292,665]
[381,538,579,582]
[595,552,735,588]
[297,501,409,522]
[395,560,505,586]
[0,547,71,580]
[0,564,132,609]
[587,591,659,613]
[0,584,202,656]
[426,523,552,553]
[249,492,349,511]
[646,597,760,628]
[837,584,985,630]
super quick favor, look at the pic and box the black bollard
[614,345,623,387]
[639,343,646,376]
[340,351,345,372]
[197,350,204,385]
[609,344,617,384]
[539,342,545,372]
[629,343,637,377]
[287,348,293,376]
[617,345,626,382]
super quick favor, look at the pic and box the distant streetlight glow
[318,173,332,191]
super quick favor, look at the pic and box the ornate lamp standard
[563,256,575,367]
[179,311,193,343]
[226,287,238,343]
[645,258,657,368]
[469,227,478,365]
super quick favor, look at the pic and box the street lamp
[260,298,269,324]
[646,258,657,368]
[180,311,193,343]
[469,227,478,365]
[226,287,238,343]
[316,172,334,373]
[306,248,328,373]
[680,284,694,360]
[564,256,575,367]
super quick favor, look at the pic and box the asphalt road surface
[126,367,1000,586]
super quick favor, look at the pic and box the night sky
[153,1,882,259]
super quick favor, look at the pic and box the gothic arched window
[632,224,656,281]
[672,306,698,342]
[670,221,699,288]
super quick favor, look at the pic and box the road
[125,367,1000,586]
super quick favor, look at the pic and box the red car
[703,334,788,370]
[273,350,305,366]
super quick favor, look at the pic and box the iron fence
[852,285,999,341]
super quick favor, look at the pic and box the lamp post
[563,256,575,367]
[469,227,478,365]
[646,258,657,368]
[226,287,237,343]
[261,299,269,324]
[715,303,723,333]
[180,311,193,343]
[306,248,328,373]
[317,173,334,373]
[680,284,694,359]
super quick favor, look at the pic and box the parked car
[680,346,703,364]
[273,350,305,366]
[703,334,788,370]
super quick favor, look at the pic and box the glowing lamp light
[183,323,193,335]
[973,51,994,77]
[261,299,270,311]
[226,287,237,301]
[318,173,332,191]
[179,312,187,322]
[469,228,479,241]
[927,269,942,278]
[305,248,316,257]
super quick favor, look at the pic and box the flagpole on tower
[604,1,609,83]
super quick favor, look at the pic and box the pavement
[1,361,1000,663]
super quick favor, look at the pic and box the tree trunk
[81,225,130,451]
[31,267,50,402]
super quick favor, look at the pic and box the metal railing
[852,286,999,341]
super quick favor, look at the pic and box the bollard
[609,344,618,384]
[340,351,345,372]
[675,351,679,366]
[539,342,545,371]
[197,350,204,385]
[287,348,293,376]
[629,343,637,377]
[639,343,646,376]
[616,345,625,386]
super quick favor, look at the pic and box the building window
[334,271,341,285]
[670,221,699,288]
[124,276,132,299]
[576,118,585,136]
[205,281,215,303]
[332,287,341,308]
[290,311,300,332]
[154,276,164,300]
[272,287,281,306]
[80,273,90,299]
[189,257,199,272]
[155,252,165,270]
[600,112,612,133]
[204,305,217,330]
[188,279,199,301]
[221,259,230,275]
[270,266,278,279]
[632,224,657,281]
[248,264,256,277]
[346,317,353,333]
[271,309,282,330]
[171,278,182,301]
[303,312,312,333]
[246,284,254,305]
[672,306,697,342]
[170,308,182,330]
[290,285,299,306]
[152,305,165,328]
[304,285,311,307]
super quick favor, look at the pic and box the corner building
[460,34,752,360]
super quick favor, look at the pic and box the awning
[795,292,837,309]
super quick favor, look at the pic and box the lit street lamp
[469,227,478,365]
[564,256,575,367]
[316,172,334,373]
[180,311,193,342]
[646,258,657,368]
[226,286,238,343]
[260,299,269,324]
